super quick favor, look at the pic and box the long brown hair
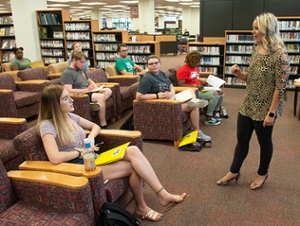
[36,85,75,145]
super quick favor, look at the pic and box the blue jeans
[230,113,274,176]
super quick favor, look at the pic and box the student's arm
[78,116,101,149]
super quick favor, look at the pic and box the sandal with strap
[164,193,190,212]
[134,209,163,222]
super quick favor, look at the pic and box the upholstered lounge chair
[0,159,95,225]
[17,67,61,84]
[0,117,27,171]
[13,127,143,217]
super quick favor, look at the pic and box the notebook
[171,89,193,103]
[178,130,198,147]
[84,84,105,94]
[95,142,130,165]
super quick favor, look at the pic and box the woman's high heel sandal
[250,174,268,190]
[216,173,241,186]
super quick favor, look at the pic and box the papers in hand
[95,142,130,165]
[172,89,193,103]
[84,84,105,94]
[204,75,225,91]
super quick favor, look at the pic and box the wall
[200,0,300,40]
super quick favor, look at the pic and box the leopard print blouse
[239,45,289,121]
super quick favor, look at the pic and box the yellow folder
[178,130,198,147]
[95,142,130,165]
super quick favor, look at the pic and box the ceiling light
[119,1,139,3]
[180,0,193,2]
[180,2,192,5]
[165,0,179,2]
[47,4,70,7]
[47,0,79,2]
[190,5,200,8]
[71,6,93,9]
[79,2,107,5]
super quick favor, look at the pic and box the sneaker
[90,103,101,111]
[188,99,209,108]
[204,117,221,126]
[213,112,222,121]
[197,130,211,141]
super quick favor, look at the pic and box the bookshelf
[0,12,16,70]
[64,20,98,68]
[277,16,300,89]
[188,42,224,78]
[224,30,254,88]
[36,9,70,65]
[93,30,129,69]
[123,41,160,69]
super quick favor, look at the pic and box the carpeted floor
[27,53,300,225]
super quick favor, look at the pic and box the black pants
[230,113,274,176]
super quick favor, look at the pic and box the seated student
[115,44,146,75]
[176,50,225,126]
[136,55,211,141]
[37,84,189,222]
[10,47,31,71]
[61,51,112,129]
[183,28,190,36]
[67,42,89,72]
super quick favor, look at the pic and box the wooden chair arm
[85,129,142,139]
[133,99,181,104]
[19,161,101,179]
[174,86,198,93]
[0,117,26,124]
[48,72,62,77]
[108,75,139,79]
[7,170,89,190]
[16,80,50,84]
[95,83,119,88]
[0,89,13,93]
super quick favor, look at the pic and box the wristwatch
[268,112,275,117]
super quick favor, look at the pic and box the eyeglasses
[147,62,160,66]
[120,49,128,52]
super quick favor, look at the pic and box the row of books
[97,61,116,69]
[67,50,90,57]
[127,45,152,54]
[199,66,218,75]
[226,34,254,43]
[279,21,300,30]
[2,51,15,62]
[66,41,91,49]
[226,45,253,54]
[225,77,246,86]
[96,52,119,61]
[94,43,118,51]
[66,32,90,40]
[0,26,14,36]
[127,55,147,63]
[189,46,220,55]
[65,23,90,31]
[280,32,300,41]
[225,56,251,64]
[290,66,299,74]
[1,39,16,49]
[43,57,65,64]
[93,34,117,42]
[200,57,220,65]
[225,66,249,74]
[0,16,13,24]
[41,40,64,48]
[41,49,64,56]
[285,44,300,52]
[289,55,300,63]
[38,13,61,25]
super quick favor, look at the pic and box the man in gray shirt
[61,51,112,129]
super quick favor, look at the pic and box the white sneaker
[188,99,209,108]
[197,130,211,141]
[90,103,101,111]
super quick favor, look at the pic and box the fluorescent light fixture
[47,4,70,7]
[47,0,79,2]
[190,5,200,8]
[71,6,93,9]
[119,1,139,3]
[180,0,193,2]
[79,2,107,5]
[179,2,192,5]
[165,0,179,2]
[102,5,124,8]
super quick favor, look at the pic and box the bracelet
[74,148,82,159]
[156,93,159,99]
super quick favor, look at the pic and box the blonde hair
[255,12,284,51]
[36,85,75,146]
[185,50,202,68]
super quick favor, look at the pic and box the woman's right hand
[231,64,241,77]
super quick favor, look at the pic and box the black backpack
[96,202,141,226]
[120,113,134,130]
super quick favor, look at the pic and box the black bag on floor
[120,113,134,130]
[179,142,203,152]
[96,202,141,226]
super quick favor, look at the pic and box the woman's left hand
[263,116,274,127]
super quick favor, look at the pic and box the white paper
[84,84,105,94]
[206,75,226,88]
[172,89,193,103]
[203,86,221,91]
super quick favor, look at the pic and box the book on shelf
[39,27,47,39]
[8,52,15,61]
[0,28,5,36]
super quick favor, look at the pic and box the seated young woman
[136,55,211,141]
[36,84,188,222]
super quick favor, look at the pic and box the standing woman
[68,42,89,71]
[10,47,31,70]
[217,12,289,189]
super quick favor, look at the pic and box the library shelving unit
[188,42,224,78]
[123,41,160,69]
[0,12,16,70]
[64,20,98,68]
[36,9,70,65]
[277,16,300,89]
[224,30,254,88]
[93,30,128,69]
